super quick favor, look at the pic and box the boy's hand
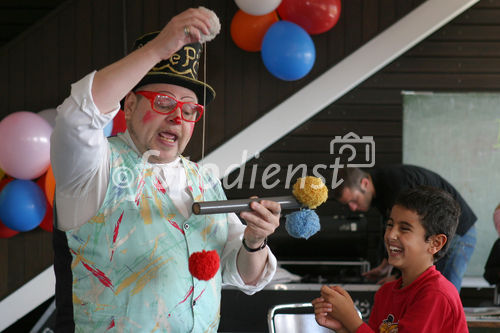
[311,297,344,331]
[321,285,364,332]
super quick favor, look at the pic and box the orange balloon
[231,10,279,52]
[45,164,56,206]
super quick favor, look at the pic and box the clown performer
[50,8,280,332]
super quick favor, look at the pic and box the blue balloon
[104,121,113,137]
[0,179,46,231]
[261,21,316,81]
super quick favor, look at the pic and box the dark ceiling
[0,0,68,49]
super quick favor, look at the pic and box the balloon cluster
[0,109,125,237]
[231,0,341,81]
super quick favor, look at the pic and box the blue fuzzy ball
[285,209,320,239]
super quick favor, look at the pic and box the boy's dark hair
[394,186,460,261]
[332,167,370,199]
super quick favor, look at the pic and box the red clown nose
[188,250,220,281]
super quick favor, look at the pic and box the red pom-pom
[189,250,220,281]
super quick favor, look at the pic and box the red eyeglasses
[135,91,204,122]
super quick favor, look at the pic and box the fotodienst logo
[110,132,376,192]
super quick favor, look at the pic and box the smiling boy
[312,186,468,333]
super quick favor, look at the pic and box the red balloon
[0,177,18,238]
[0,221,18,238]
[39,203,53,232]
[0,177,12,189]
[112,110,127,136]
[36,176,53,232]
[278,0,341,35]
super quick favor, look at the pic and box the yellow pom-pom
[292,176,328,209]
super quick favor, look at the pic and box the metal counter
[220,282,379,333]
[220,259,380,333]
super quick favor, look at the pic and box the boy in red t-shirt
[312,186,468,333]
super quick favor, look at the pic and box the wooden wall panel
[344,0,363,54]
[143,0,160,33]
[326,4,345,66]
[0,237,7,299]
[8,43,26,112]
[379,0,397,30]
[363,1,379,42]
[75,0,92,78]
[25,29,44,110]
[124,0,143,51]
[108,0,125,62]
[58,4,76,101]
[386,57,500,73]
[40,17,59,108]
[0,51,8,117]
[408,40,500,57]
[2,0,498,302]
[91,0,109,71]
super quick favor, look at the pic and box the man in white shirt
[51,8,279,332]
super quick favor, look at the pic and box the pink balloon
[0,112,53,180]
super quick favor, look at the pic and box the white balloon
[38,108,57,129]
[234,0,282,16]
